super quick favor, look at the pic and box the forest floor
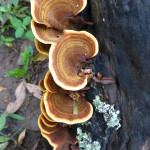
[0,37,48,149]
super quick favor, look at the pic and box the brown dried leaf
[0,86,7,92]
[6,80,26,114]
[18,128,26,146]
[26,83,42,99]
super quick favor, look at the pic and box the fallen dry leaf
[18,128,26,146]
[26,83,42,99]
[0,86,7,92]
[33,53,49,62]
[0,142,9,150]
[6,80,26,114]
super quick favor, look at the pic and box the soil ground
[0,38,48,149]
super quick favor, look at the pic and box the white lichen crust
[93,96,121,130]
[77,127,101,150]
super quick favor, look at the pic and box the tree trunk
[88,0,150,150]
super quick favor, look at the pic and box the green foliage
[0,35,15,47]
[8,113,25,121]
[77,127,101,150]
[11,0,19,7]
[0,0,34,44]
[5,46,33,78]
[0,112,6,131]
[5,69,26,78]
[93,96,121,130]
[0,136,10,143]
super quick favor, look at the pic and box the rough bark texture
[89,0,150,150]
[43,1,150,150]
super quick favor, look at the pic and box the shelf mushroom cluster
[31,0,99,149]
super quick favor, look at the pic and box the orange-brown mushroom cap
[49,30,99,91]
[38,114,59,134]
[31,0,87,30]
[44,71,69,94]
[41,114,58,127]
[39,80,46,92]
[35,38,51,56]
[44,91,93,124]
[31,19,62,44]
[40,96,56,122]
[41,126,77,150]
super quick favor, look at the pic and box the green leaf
[0,142,9,150]
[6,13,13,20]
[27,46,33,56]
[5,69,26,78]
[0,136,10,143]
[20,53,29,58]
[5,42,13,47]
[8,113,25,121]
[26,74,31,82]
[1,35,5,41]
[23,16,31,26]
[18,6,28,13]
[11,0,19,7]
[10,17,22,29]
[23,58,29,72]
[4,37,15,42]
[15,28,24,38]
[16,14,27,18]
[0,6,10,12]
[0,112,6,131]
[25,30,34,41]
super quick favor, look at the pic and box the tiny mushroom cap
[38,114,59,134]
[44,71,69,94]
[31,0,87,30]
[41,114,58,127]
[35,38,51,56]
[31,19,62,44]
[40,96,56,122]
[41,127,77,150]
[44,91,93,124]
[49,30,99,91]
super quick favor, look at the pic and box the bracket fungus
[39,80,46,92]
[44,71,69,94]
[35,38,51,56]
[41,114,58,127]
[49,30,99,91]
[44,91,93,124]
[31,0,88,31]
[38,114,59,134]
[41,127,77,150]
[31,19,62,44]
[40,96,56,122]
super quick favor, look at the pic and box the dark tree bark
[43,1,150,150]
[88,0,150,150]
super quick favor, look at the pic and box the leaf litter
[0,86,7,92]
[6,80,26,114]
[18,128,26,146]
[26,83,42,99]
